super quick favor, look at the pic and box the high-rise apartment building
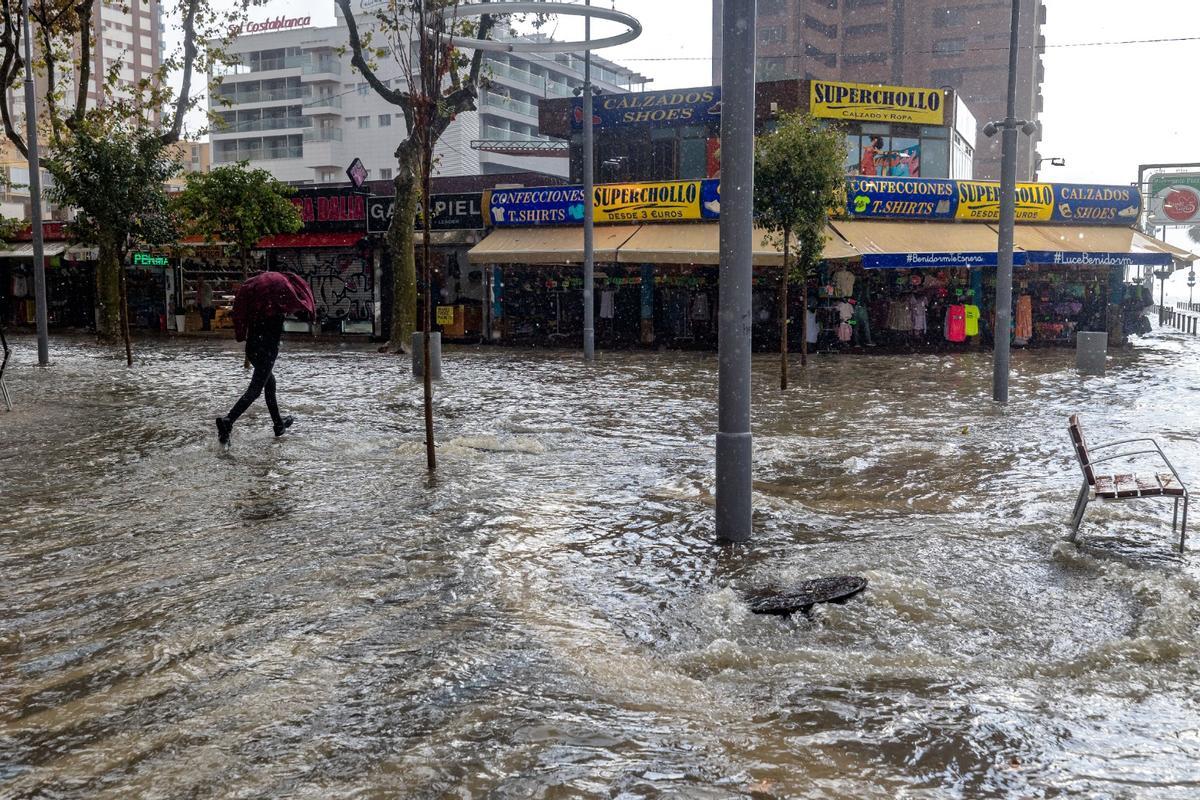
[734,0,1046,181]
[208,7,647,185]
[2,0,164,217]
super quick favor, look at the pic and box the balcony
[486,60,573,98]
[304,128,344,143]
[302,58,342,82]
[215,117,312,135]
[214,145,302,164]
[305,93,343,113]
[481,91,540,119]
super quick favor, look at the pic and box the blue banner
[863,252,1026,269]
[1049,185,1142,225]
[488,180,721,227]
[571,86,721,130]
[845,177,959,220]
[844,177,1142,226]
[1022,251,1172,267]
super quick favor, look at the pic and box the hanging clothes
[836,300,854,321]
[599,289,615,320]
[888,298,911,331]
[838,321,853,342]
[1015,294,1033,341]
[806,309,819,344]
[832,269,856,298]
[690,292,710,321]
[907,295,928,333]
[945,304,967,342]
[964,304,980,337]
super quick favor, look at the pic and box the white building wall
[208,12,645,185]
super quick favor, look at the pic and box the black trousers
[227,322,283,426]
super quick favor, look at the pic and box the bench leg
[1070,482,1090,541]
[1180,497,1189,552]
[1173,498,1179,537]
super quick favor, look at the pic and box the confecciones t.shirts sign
[233,16,311,35]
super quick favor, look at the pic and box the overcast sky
[201,0,1200,295]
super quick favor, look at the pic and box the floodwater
[2,326,1199,799]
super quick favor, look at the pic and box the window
[358,116,370,128]
[845,0,885,7]
[843,52,889,65]
[379,168,392,180]
[759,26,786,45]
[845,22,887,37]
[378,114,391,127]
[931,68,964,88]
[357,82,370,96]
[933,38,967,56]
[805,44,837,68]
[934,8,966,28]
[804,15,837,38]
[760,0,788,14]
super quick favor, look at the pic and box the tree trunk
[118,258,133,366]
[239,244,250,279]
[780,232,789,390]
[387,148,421,354]
[800,267,808,368]
[95,241,122,344]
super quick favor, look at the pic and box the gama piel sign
[845,177,1141,225]
[1148,173,1200,226]
[488,180,721,226]
[367,192,488,233]
[811,80,944,126]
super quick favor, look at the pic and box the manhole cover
[746,575,868,616]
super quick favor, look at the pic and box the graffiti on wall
[274,251,373,322]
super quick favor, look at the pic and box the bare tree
[335,0,499,355]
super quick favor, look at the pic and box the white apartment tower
[208,5,648,184]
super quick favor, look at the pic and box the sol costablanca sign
[811,79,944,125]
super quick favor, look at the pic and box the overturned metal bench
[1067,414,1189,551]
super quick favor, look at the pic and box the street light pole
[715,0,755,544]
[21,0,49,366]
[582,0,595,362]
[991,0,1022,404]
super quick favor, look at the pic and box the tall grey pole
[715,0,755,544]
[581,0,595,361]
[992,0,1020,404]
[21,0,49,366]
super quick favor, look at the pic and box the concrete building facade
[208,7,647,185]
[727,0,1046,181]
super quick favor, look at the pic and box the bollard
[412,331,442,380]
[1076,331,1107,376]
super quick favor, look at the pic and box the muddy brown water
[2,328,1199,798]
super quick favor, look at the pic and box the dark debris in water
[745,575,868,616]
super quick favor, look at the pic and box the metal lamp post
[715,0,756,544]
[582,0,595,362]
[1189,268,1196,306]
[21,0,49,366]
[1154,268,1172,322]
[986,0,1036,404]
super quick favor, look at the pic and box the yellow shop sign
[955,181,1054,222]
[594,180,705,223]
[810,79,945,125]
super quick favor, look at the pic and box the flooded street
[3,328,1200,798]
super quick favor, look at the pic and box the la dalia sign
[811,80,944,125]
[1148,173,1200,226]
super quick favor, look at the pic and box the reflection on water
[2,328,1199,798]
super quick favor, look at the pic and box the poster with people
[858,136,921,178]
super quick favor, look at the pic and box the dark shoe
[216,416,233,445]
[274,416,294,437]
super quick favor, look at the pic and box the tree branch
[72,0,94,125]
[334,0,409,111]
[0,0,28,156]
[160,0,199,145]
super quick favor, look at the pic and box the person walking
[197,276,214,331]
[216,271,315,446]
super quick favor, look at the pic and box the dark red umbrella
[232,271,316,342]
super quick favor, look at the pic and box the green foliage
[44,121,181,255]
[174,163,302,260]
[754,114,848,280]
[0,214,21,243]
